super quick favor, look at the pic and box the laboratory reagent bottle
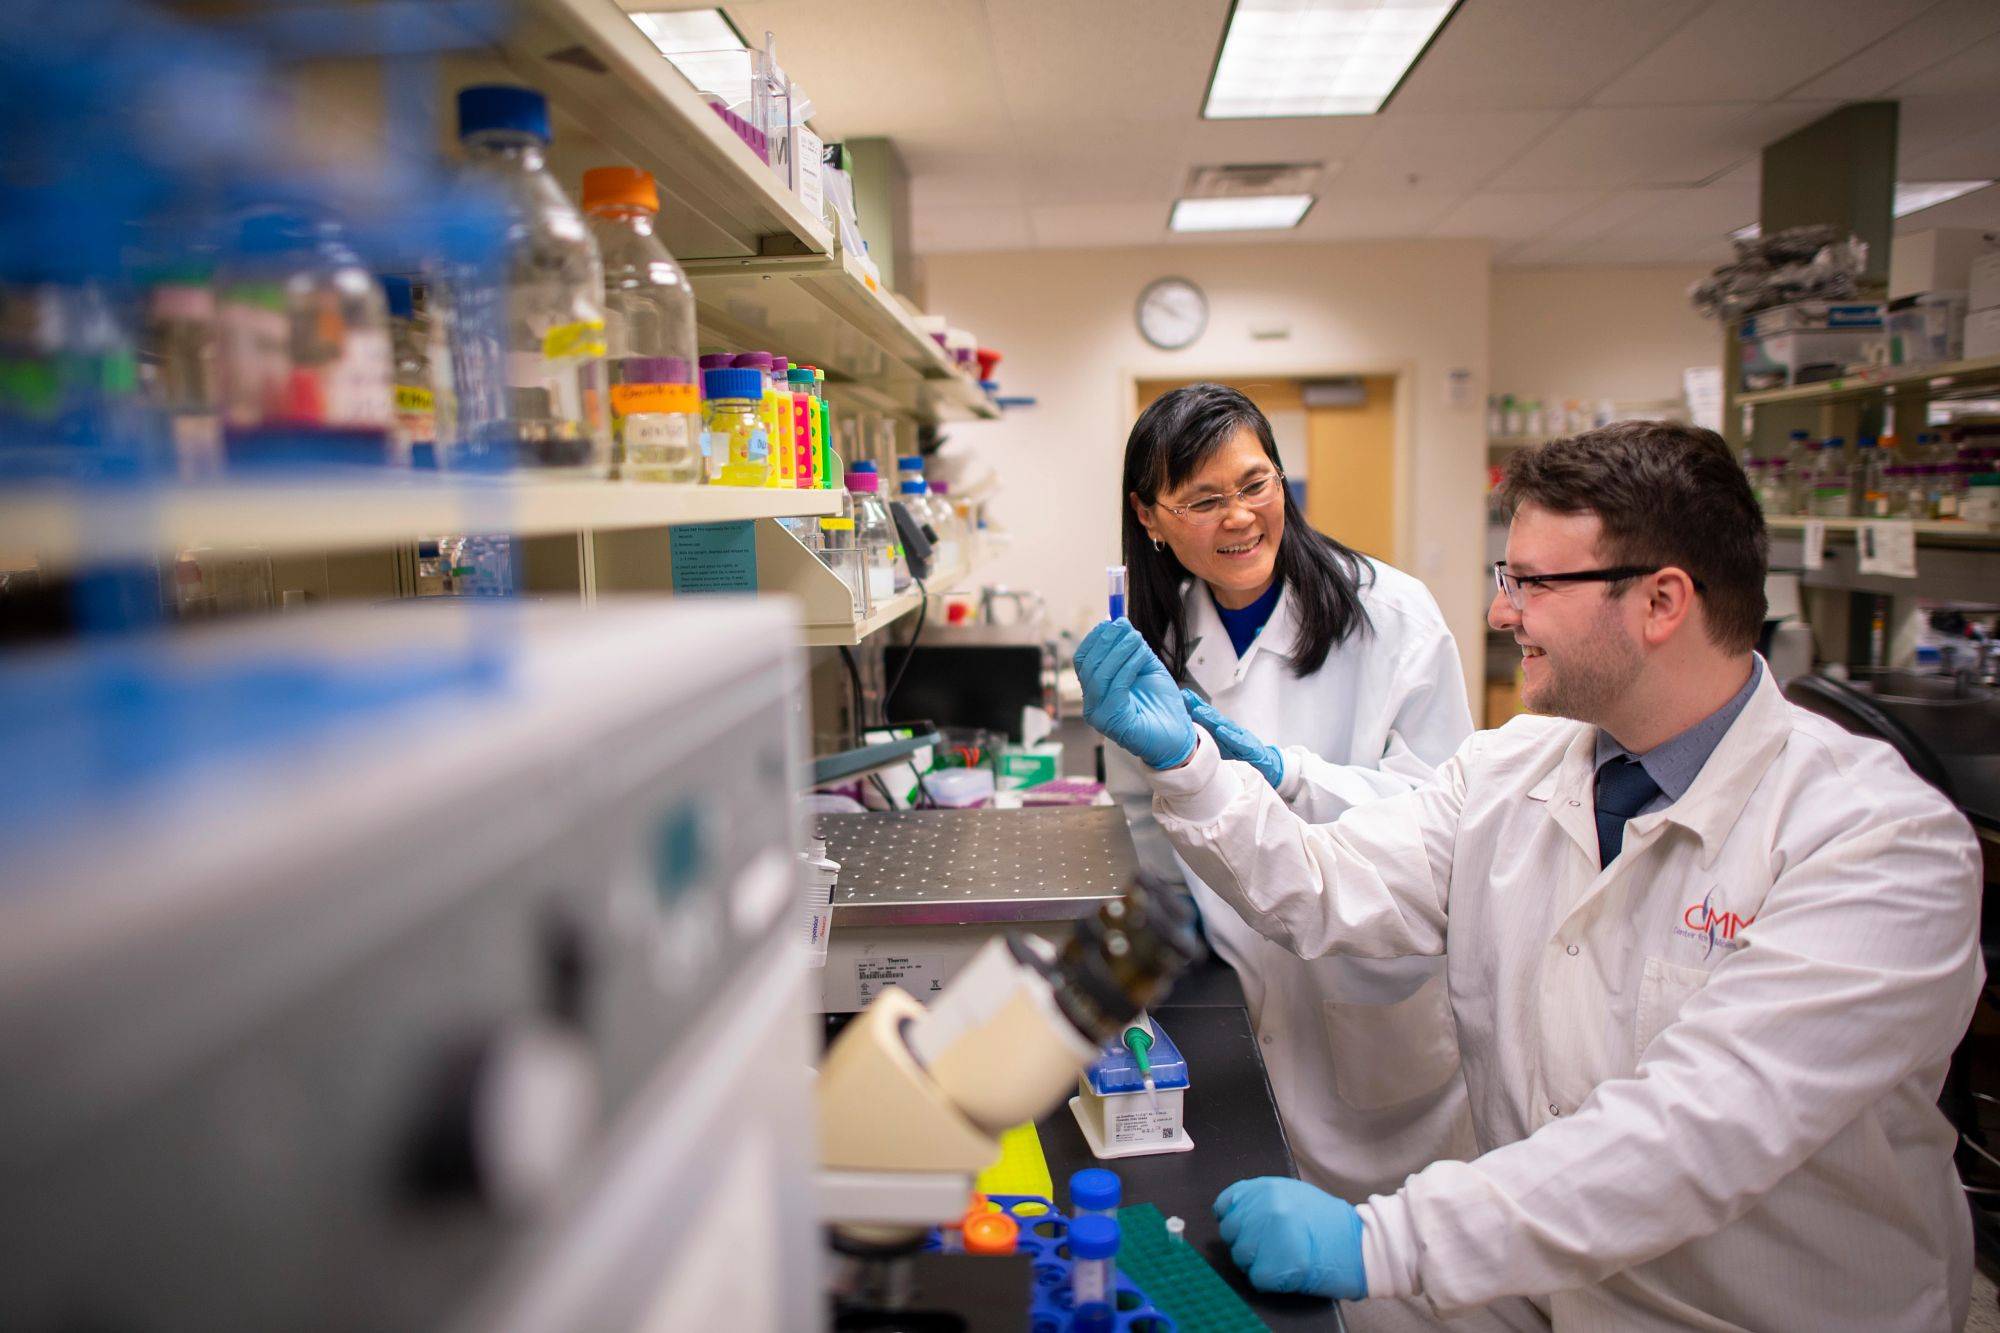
[582,166,702,484]
[454,84,611,474]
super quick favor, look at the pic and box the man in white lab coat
[1074,420,1983,1329]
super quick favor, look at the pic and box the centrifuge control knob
[411,1021,600,1213]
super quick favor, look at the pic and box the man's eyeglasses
[1492,561,1704,612]
[1155,471,1286,524]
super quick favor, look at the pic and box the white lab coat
[1109,562,1480,1201]
[1143,661,1983,1331]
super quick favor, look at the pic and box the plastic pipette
[1123,1023,1157,1107]
[1107,564,1127,620]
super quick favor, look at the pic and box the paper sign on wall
[1801,520,1826,571]
[670,521,759,594]
[1857,521,1918,578]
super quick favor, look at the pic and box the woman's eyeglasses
[1155,471,1286,524]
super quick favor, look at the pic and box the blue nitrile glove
[1214,1177,1367,1301]
[1075,618,1197,770]
[1182,689,1285,790]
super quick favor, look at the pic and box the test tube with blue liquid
[1107,564,1127,621]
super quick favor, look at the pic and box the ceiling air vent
[1183,163,1324,199]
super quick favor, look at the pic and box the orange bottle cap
[962,1211,1019,1256]
[581,166,659,214]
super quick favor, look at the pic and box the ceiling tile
[1293,188,1468,240]
[1600,183,1763,241]
[1561,232,1720,264]
[1788,0,2000,100]
[981,0,1227,125]
[1589,0,1934,105]
[1429,190,1610,242]
[1387,0,1709,112]
[1902,123,2000,184]
[1027,201,1174,249]
[1897,93,2000,169]
[1487,106,1814,191]
[913,202,1034,254]
[1335,110,1565,192]
[906,153,1027,211]
[1891,27,2000,96]
[1180,117,1380,170]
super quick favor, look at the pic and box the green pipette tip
[1123,1025,1154,1079]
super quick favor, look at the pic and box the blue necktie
[1595,756,1661,867]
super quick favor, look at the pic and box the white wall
[1490,265,1720,409]
[923,240,1493,699]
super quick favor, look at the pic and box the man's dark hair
[1497,420,1767,653]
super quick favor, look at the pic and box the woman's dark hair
[1121,382,1371,680]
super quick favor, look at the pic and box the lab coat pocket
[1634,957,1714,1059]
[1323,974,1461,1111]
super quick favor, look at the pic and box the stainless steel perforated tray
[816,806,1139,926]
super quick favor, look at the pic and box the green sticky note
[669,521,759,594]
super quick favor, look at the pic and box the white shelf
[1764,515,2000,546]
[1736,355,2000,408]
[802,588,924,647]
[0,478,840,566]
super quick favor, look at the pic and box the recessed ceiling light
[1893,180,1993,217]
[1170,195,1316,233]
[1203,0,1460,119]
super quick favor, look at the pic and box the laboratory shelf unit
[1764,515,2000,546]
[810,730,943,786]
[498,0,833,261]
[684,250,1000,424]
[1735,354,2000,408]
[801,588,924,647]
[0,479,841,567]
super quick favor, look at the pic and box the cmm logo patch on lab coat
[1674,888,1756,959]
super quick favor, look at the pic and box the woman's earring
[1151,537,1164,551]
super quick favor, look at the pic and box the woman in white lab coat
[1109,382,1478,1204]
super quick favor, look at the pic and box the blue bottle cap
[457,85,551,144]
[900,479,926,493]
[1069,1214,1120,1260]
[1070,1167,1121,1213]
[702,367,764,401]
[851,460,879,473]
[380,274,415,319]
[898,454,924,469]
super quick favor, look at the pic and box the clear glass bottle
[582,166,702,484]
[703,367,771,487]
[214,209,394,466]
[1851,435,1882,516]
[845,467,902,603]
[453,84,610,474]
[382,275,456,469]
[1807,436,1851,516]
[138,266,221,477]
